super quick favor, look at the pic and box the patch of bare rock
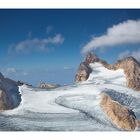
[0,72,21,111]
[100,92,139,131]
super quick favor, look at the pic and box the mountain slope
[0,72,21,111]
[0,61,140,131]
[75,53,140,91]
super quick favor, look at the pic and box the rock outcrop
[100,92,138,131]
[75,53,96,82]
[0,72,21,111]
[75,53,140,91]
[75,53,109,82]
[75,62,92,82]
[0,89,7,110]
[38,82,60,89]
[112,57,140,91]
[17,80,32,87]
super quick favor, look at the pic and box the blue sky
[0,9,140,85]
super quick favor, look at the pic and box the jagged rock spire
[85,52,99,64]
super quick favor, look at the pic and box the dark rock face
[0,73,21,111]
[17,80,32,87]
[75,53,140,91]
[0,89,7,110]
[75,62,92,82]
[75,53,100,82]
[0,73,4,79]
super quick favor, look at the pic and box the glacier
[0,62,140,131]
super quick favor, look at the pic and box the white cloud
[9,34,64,54]
[118,49,140,61]
[6,67,17,74]
[1,67,29,76]
[82,19,140,54]
[63,66,72,70]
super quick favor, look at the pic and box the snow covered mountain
[75,53,140,91]
[0,54,140,131]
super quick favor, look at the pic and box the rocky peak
[85,53,100,64]
[75,53,98,82]
[113,56,140,91]
[123,56,138,62]
[75,63,92,83]
[75,53,140,91]
[115,56,140,68]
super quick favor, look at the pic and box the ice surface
[87,62,126,86]
[0,62,140,131]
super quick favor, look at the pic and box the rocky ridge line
[75,53,140,91]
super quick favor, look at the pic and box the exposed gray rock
[0,72,21,111]
[75,62,92,82]
[17,80,32,87]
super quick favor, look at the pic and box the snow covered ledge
[100,92,140,131]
